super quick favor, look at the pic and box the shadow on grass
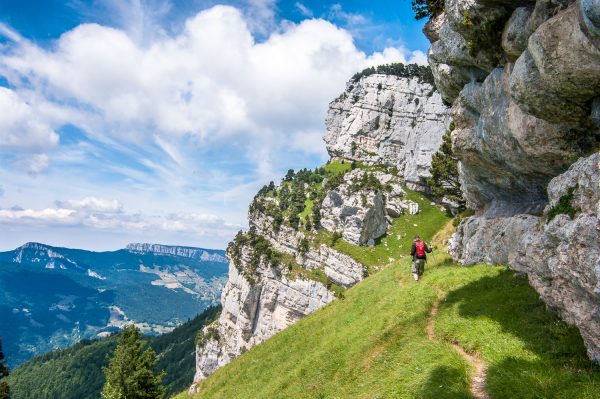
[418,365,471,399]
[434,269,600,398]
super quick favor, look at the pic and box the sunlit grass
[178,255,600,399]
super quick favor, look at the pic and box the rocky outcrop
[192,251,335,383]
[319,170,414,246]
[427,0,600,360]
[320,170,386,245]
[250,209,366,287]
[450,154,600,360]
[324,74,451,191]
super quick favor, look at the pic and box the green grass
[178,256,600,399]
[312,188,449,271]
[322,160,352,175]
[299,198,313,222]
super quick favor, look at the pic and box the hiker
[410,235,432,282]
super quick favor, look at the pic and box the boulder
[320,170,388,246]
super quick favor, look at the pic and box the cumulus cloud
[0,5,414,157]
[0,88,59,151]
[55,196,124,213]
[0,207,77,223]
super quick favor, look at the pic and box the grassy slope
[182,259,600,399]
[178,196,600,399]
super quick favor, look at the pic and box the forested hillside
[6,307,219,399]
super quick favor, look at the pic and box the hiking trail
[427,287,490,399]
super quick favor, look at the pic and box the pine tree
[101,326,165,399]
[427,125,465,209]
[0,337,9,399]
[411,0,445,20]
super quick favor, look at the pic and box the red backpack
[415,241,426,258]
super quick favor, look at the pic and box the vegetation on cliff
[411,0,444,20]
[427,123,466,210]
[351,62,435,85]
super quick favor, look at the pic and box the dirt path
[427,288,490,399]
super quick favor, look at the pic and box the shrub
[547,186,580,223]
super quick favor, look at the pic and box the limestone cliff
[425,0,600,360]
[189,167,400,391]
[190,64,456,391]
[324,72,451,191]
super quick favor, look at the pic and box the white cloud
[56,196,124,213]
[295,2,314,18]
[0,5,412,154]
[0,207,76,223]
[0,201,240,238]
[0,88,59,151]
[328,4,366,26]
[23,154,50,175]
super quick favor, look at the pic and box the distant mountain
[6,306,220,399]
[0,242,228,368]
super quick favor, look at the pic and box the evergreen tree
[411,0,445,20]
[0,338,9,399]
[102,326,165,399]
[427,125,465,209]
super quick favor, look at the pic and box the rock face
[250,210,366,288]
[320,170,388,245]
[193,255,335,382]
[450,154,600,360]
[426,0,600,360]
[427,0,599,213]
[324,74,451,191]
[191,200,367,390]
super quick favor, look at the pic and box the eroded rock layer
[450,154,600,360]
[430,0,600,360]
[324,74,451,191]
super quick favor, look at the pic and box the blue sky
[0,0,428,251]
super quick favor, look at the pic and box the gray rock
[502,7,533,61]
[250,210,366,287]
[452,67,575,213]
[450,154,600,362]
[191,258,335,389]
[320,170,388,246]
[424,0,600,363]
[324,74,451,190]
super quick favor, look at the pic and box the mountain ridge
[0,241,228,368]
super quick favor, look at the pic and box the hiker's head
[414,235,421,242]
